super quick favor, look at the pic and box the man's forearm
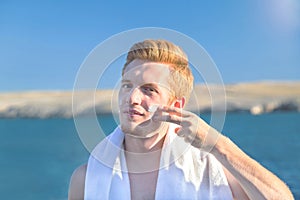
[211,134,294,200]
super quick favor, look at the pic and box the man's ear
[173,97,186,108]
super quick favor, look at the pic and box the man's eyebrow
[121,79,130,83]
[144,83,173,93]
[142,83,161,91]
[143,83,158,87]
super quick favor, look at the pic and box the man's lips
[127,108,144,116]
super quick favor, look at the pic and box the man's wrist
[201,127,222,153]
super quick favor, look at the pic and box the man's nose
[128,87,142,105]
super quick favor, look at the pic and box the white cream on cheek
[148,104,159,113]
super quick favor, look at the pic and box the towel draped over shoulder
[84,125,233,200]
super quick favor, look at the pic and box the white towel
[84,125,233,200]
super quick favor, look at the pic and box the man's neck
[123,130,167,173]
[124,132,165,153]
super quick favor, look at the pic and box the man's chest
[128,171,159,200]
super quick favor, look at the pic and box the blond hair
[122,39,194,102]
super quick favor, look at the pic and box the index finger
[157,105,190,117]
[152,110,183,125]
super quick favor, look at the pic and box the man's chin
[120,118,150,131]
[120,121,168,138]
[121,125,153,138]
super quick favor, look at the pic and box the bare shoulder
[68,164,87,200]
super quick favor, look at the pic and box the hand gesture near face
[153,106,220,150]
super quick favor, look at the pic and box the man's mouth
[128,109,144,116]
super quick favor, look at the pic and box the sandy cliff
[0,82,299,118]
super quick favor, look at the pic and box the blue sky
[0,0,299,91]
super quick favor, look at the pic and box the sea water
[0,112,299,199]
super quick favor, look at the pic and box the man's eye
[121,83,132,89]
[143,87,157,93]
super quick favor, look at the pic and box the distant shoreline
[0,81,299,118]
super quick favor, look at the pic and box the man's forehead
[123,66,170,82]
[121,63,171,88]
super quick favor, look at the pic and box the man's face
[118,59,174,137]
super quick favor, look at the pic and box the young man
[69,40,294,199]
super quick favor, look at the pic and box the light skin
[119,60,183,199]
[69,59,294,200]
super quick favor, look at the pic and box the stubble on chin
[120,123,148,137]
[120,123,135,135]
[120,121,170,139]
